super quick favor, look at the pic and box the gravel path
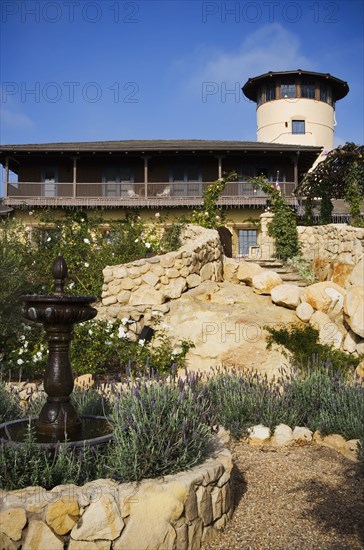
[203,441,364,550]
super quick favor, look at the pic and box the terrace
[0,139,321,209]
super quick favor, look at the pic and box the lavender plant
[107,374,215,481]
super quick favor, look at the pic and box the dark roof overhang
[242,70,349,102]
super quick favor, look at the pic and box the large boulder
[344,286,364,338]
[296,302,314,322]
[309,311,343,349]
[236,261,263,285]
[252,271,283,295]
[223,257,239,284]
[300,281,345,313]
[271,284,302,309]
[346,257,364,288]
[331,262,354,288]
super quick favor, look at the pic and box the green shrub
[284,366,364,439]
[265,323,360,375]
[107,375,215,481]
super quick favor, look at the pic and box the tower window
[280,83,296,98]
[301,81,316,99]
[265,84,276,102]
[292,120,305,134]
[320,85,332,104]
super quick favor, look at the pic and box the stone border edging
[0,428,233,550]
[246,423,360,461]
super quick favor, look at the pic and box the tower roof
[242,70,349,102]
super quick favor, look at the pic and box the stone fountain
[0,256,113,446]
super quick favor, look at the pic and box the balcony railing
[3,181,298,207]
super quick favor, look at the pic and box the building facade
[0,70,351,257]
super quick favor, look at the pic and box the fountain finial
[52,255,68,295]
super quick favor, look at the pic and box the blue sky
[0,0,363,151]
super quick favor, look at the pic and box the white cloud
[0,106,34,130]
[182,23,314,93]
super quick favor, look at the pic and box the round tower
[242,70,349,156]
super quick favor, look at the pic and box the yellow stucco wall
[257,98,334,152]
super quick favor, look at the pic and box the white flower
[138,339,145,346]
[155,212,160,218]
[88,329,93,336]
[215,215,220,221]
[17,359,24,365]
[118,327,126,338]
[171,349,178,356]
[29,211,33,216]
[19,349,23,355]
[81,218,85,222]
[68,282,75,289]
[83,238,90,244]
[205,211,209,216]
[134,238,139,243]
[47,237,52,242]
[145,242,151,249]
[121,317,129,325]
[36,351,42,358]
[84,262,89,268]
[152,310,163,317]
[20,335,25,341]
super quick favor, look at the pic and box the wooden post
[5,157,9,197]
[143,156,149,198]
[72,157,77,198]
[218,156,222,179]
[293,154,299,187]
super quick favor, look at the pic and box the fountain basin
[0,415,113,448]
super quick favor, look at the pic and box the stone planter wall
[0,430,233,550]
[97,225,223,325]
[297,224,364,279]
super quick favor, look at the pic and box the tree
[298,143,364,226]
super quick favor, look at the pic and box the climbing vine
[190,172,237,229]
[298,142,364,226]
[251,176,300,261]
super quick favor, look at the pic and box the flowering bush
[0,211,185,370]
[4,317,194,379]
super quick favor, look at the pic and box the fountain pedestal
[20,256,98,441]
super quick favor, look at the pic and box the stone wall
[0,430,233,550]
[297,224,364,281]
[98,225,223,325]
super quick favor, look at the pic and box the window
[41,167,58,197]
[170,165,201,182]
[280,83,296,98]
[320,85,332,104]
[292,120,305,134]
[265,84,276,102]
[169,164,202,196]
[238,229,257,256]
[301,81,316,99]
[102,166,134,197]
